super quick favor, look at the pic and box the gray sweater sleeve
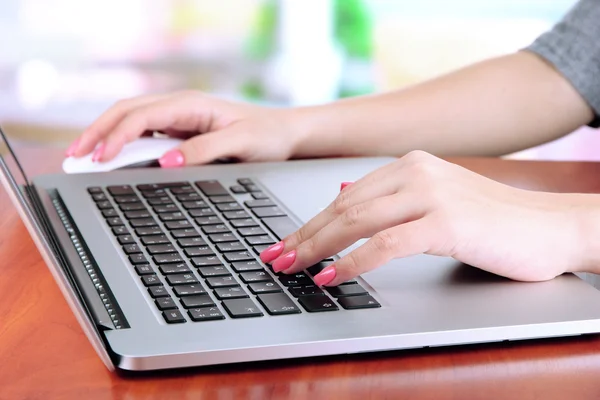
[524,0,600,127]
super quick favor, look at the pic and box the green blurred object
[334,0,373,60]
[245,0,278,61]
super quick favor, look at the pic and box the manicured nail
[260,242,284,263]
[272,250,296,273]
[159,149,185,168]
[340,182,353,191]
[314,265,336,286]
[92,144,105,162]
[65,138,80,157]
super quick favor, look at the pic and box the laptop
[3,126,600,372]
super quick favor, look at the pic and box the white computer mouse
[62,137,184,174]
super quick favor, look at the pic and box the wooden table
[3,146,600,400]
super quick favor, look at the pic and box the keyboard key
[122,244,142,254]
[155,297,178,310]
[158,212,186,221]
[252,192,269,200]
[196,180,229,196]
[248,281,282,294]
[106,217,124,227]
[188,208,216,217]
[129,218,157,228]
[209,195,235,204]
[237,178,253,186]
[197,265,229,277]
[153,203,179,213]
[206,276,238,288]
[166,273,199,285]
[238,227,266,236]
[124,210,152,219]
[119,203,146,211]
[141,235,170,245]
[208,233,238,243]
[137,182,188,191]
[216,202,243,212]
[298,295,339,312]
[230,185,247,194]
[114,195,140,204]
[224,251,254,262]
[96,201,113,210]
[108,185,135,196]
[326,284,368,297]
[201,224,230,234]
[159,263,191,275]
[135,264,154,275]
[222,298,263,318]
[230,217,257,227]
[165,220,193,230]
[102,208,118,218]
[246,235,276,246]
[194,216,222,225]
[188,307,225,322]
[180,295,215,308]
[216,242,246,252]
[147,197,173,206]
[240,271,273,283]
[191,255,222,267]
[177,193,203,203]
[338,295,381,310]
[112,226,129,235]
[147,243,177,254]
[117,235,135,245]
[182,200,209,210]
[307,261,334,276]
[88,187,103,194]
[173,284,206,297]
[261,216,296,240]
[148,285,169,298]
[244,199,275,208]
[184,246,215,257]
[223,210,250,220]
[129,254,149,265]
[253,245,271,255]
[142,275,162,287]
[231,260,264,272]
[141,189,167,198]
[245,184,261,192]
[163,309,186,324]
[214,286,249,300]
[257,293,301,315]
[136,226,164,236]
[171,228,200,238]
[288,285,323,297]
[177,237,207,247]
[170,186,195,194]
[154,253,184,264]
[278,273,312,287]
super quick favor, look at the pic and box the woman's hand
[260,151,593,285]
[66,91,305,167]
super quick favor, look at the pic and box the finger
[312,218,432,287]
[276,192,425,274]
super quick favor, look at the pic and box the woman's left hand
[259,151,596,285]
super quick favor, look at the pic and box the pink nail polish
[92,144,105,162]
[65,138,80,157]
[260,242,284,263]
[159,149,185,168]
[272,251,296,273]
[314,265,336,286]
[340,182,353,191]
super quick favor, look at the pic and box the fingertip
[159,149,185,168]
[340,182,353,191]
[314,265,337,286]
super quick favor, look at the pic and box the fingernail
[272,250,296,273]
[260,242,284,263]
[65,138,80,157]
[314,265,336,286]
[340,182,353,191]
[159,149,185,168]
[92,144,105,162]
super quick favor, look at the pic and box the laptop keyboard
[88,179,380,324]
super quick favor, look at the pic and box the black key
[129,254,149,265]
[252,192,269,200]
[245,199,275,208]
[154,253,184,264]
[155,297,178,310]
[248,281,282,294]
[231,218,259,228]
[153,203,179,213]
[96,201,113,210]
[238,227,266,237]
[158,212,186,221]
[102,208,118,218]
[114,195,140,204]
[147,243,177,254]
[184,246,215,257]
[148,286,169,298]
[202,224,230,235]
[197,265,229,277]
[117,235,135,245]
[206,275,238,288]
[339,279,358,286]
[195,216,222,225]
[88,187,103,194]
[261,216,296,240]
[106,217,124,227]
[216,202,242,212]
[307,261,334,276]
[137,182,188,191]
[147,197,173,206]
[124,210,152,219]
[191,255,222,267]
[278,273,312,287]
[166,273,199,285]
[224,251,254,262]
[216,242,246,253]
[177,193,202,202]
[141,235,169,245]
[136,226,164,236]
[209,233,238,243]
[142,189,167,198]
[298,295,339,312]
[182,200,209,210]
[135,264,154,275]
[245,235,276,246]
[177,237,207,247]
[129,218,157,228]
[224,211,251,220]
[288,285,323,297]
[171,228,200,238]
[107,185,135,196]
[142,275,162,287]
[338,295,381,310]
[173,284,206,297]
[231,260,264,272]
[159,263,191,275]
[196,180,228,196]
[245,184,261,192]
[119,202,146,211]
[237,178,253,186]
[222,298,263,318]
[163,309,186,324]
[257,293,301,315]
[230,185,247,194]
[326,284,368,297]
[180,295,215,308]
[188,208,215,217]
[170,186,195,194]
[164,220,192,230]
[253,245,271,255]
[188,307,225,322]
[209,195,235,204]
[214,286,249,300]
[122,244,142,254]
[240,270,273,283]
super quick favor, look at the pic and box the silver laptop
[3,126,600,372]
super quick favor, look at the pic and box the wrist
[570,197,600,275]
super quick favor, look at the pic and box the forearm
[292,51,594,158]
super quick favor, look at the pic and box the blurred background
[0,0,596,161]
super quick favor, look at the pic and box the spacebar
[261,216,299,241]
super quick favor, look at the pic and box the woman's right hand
[65,91,306,167]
